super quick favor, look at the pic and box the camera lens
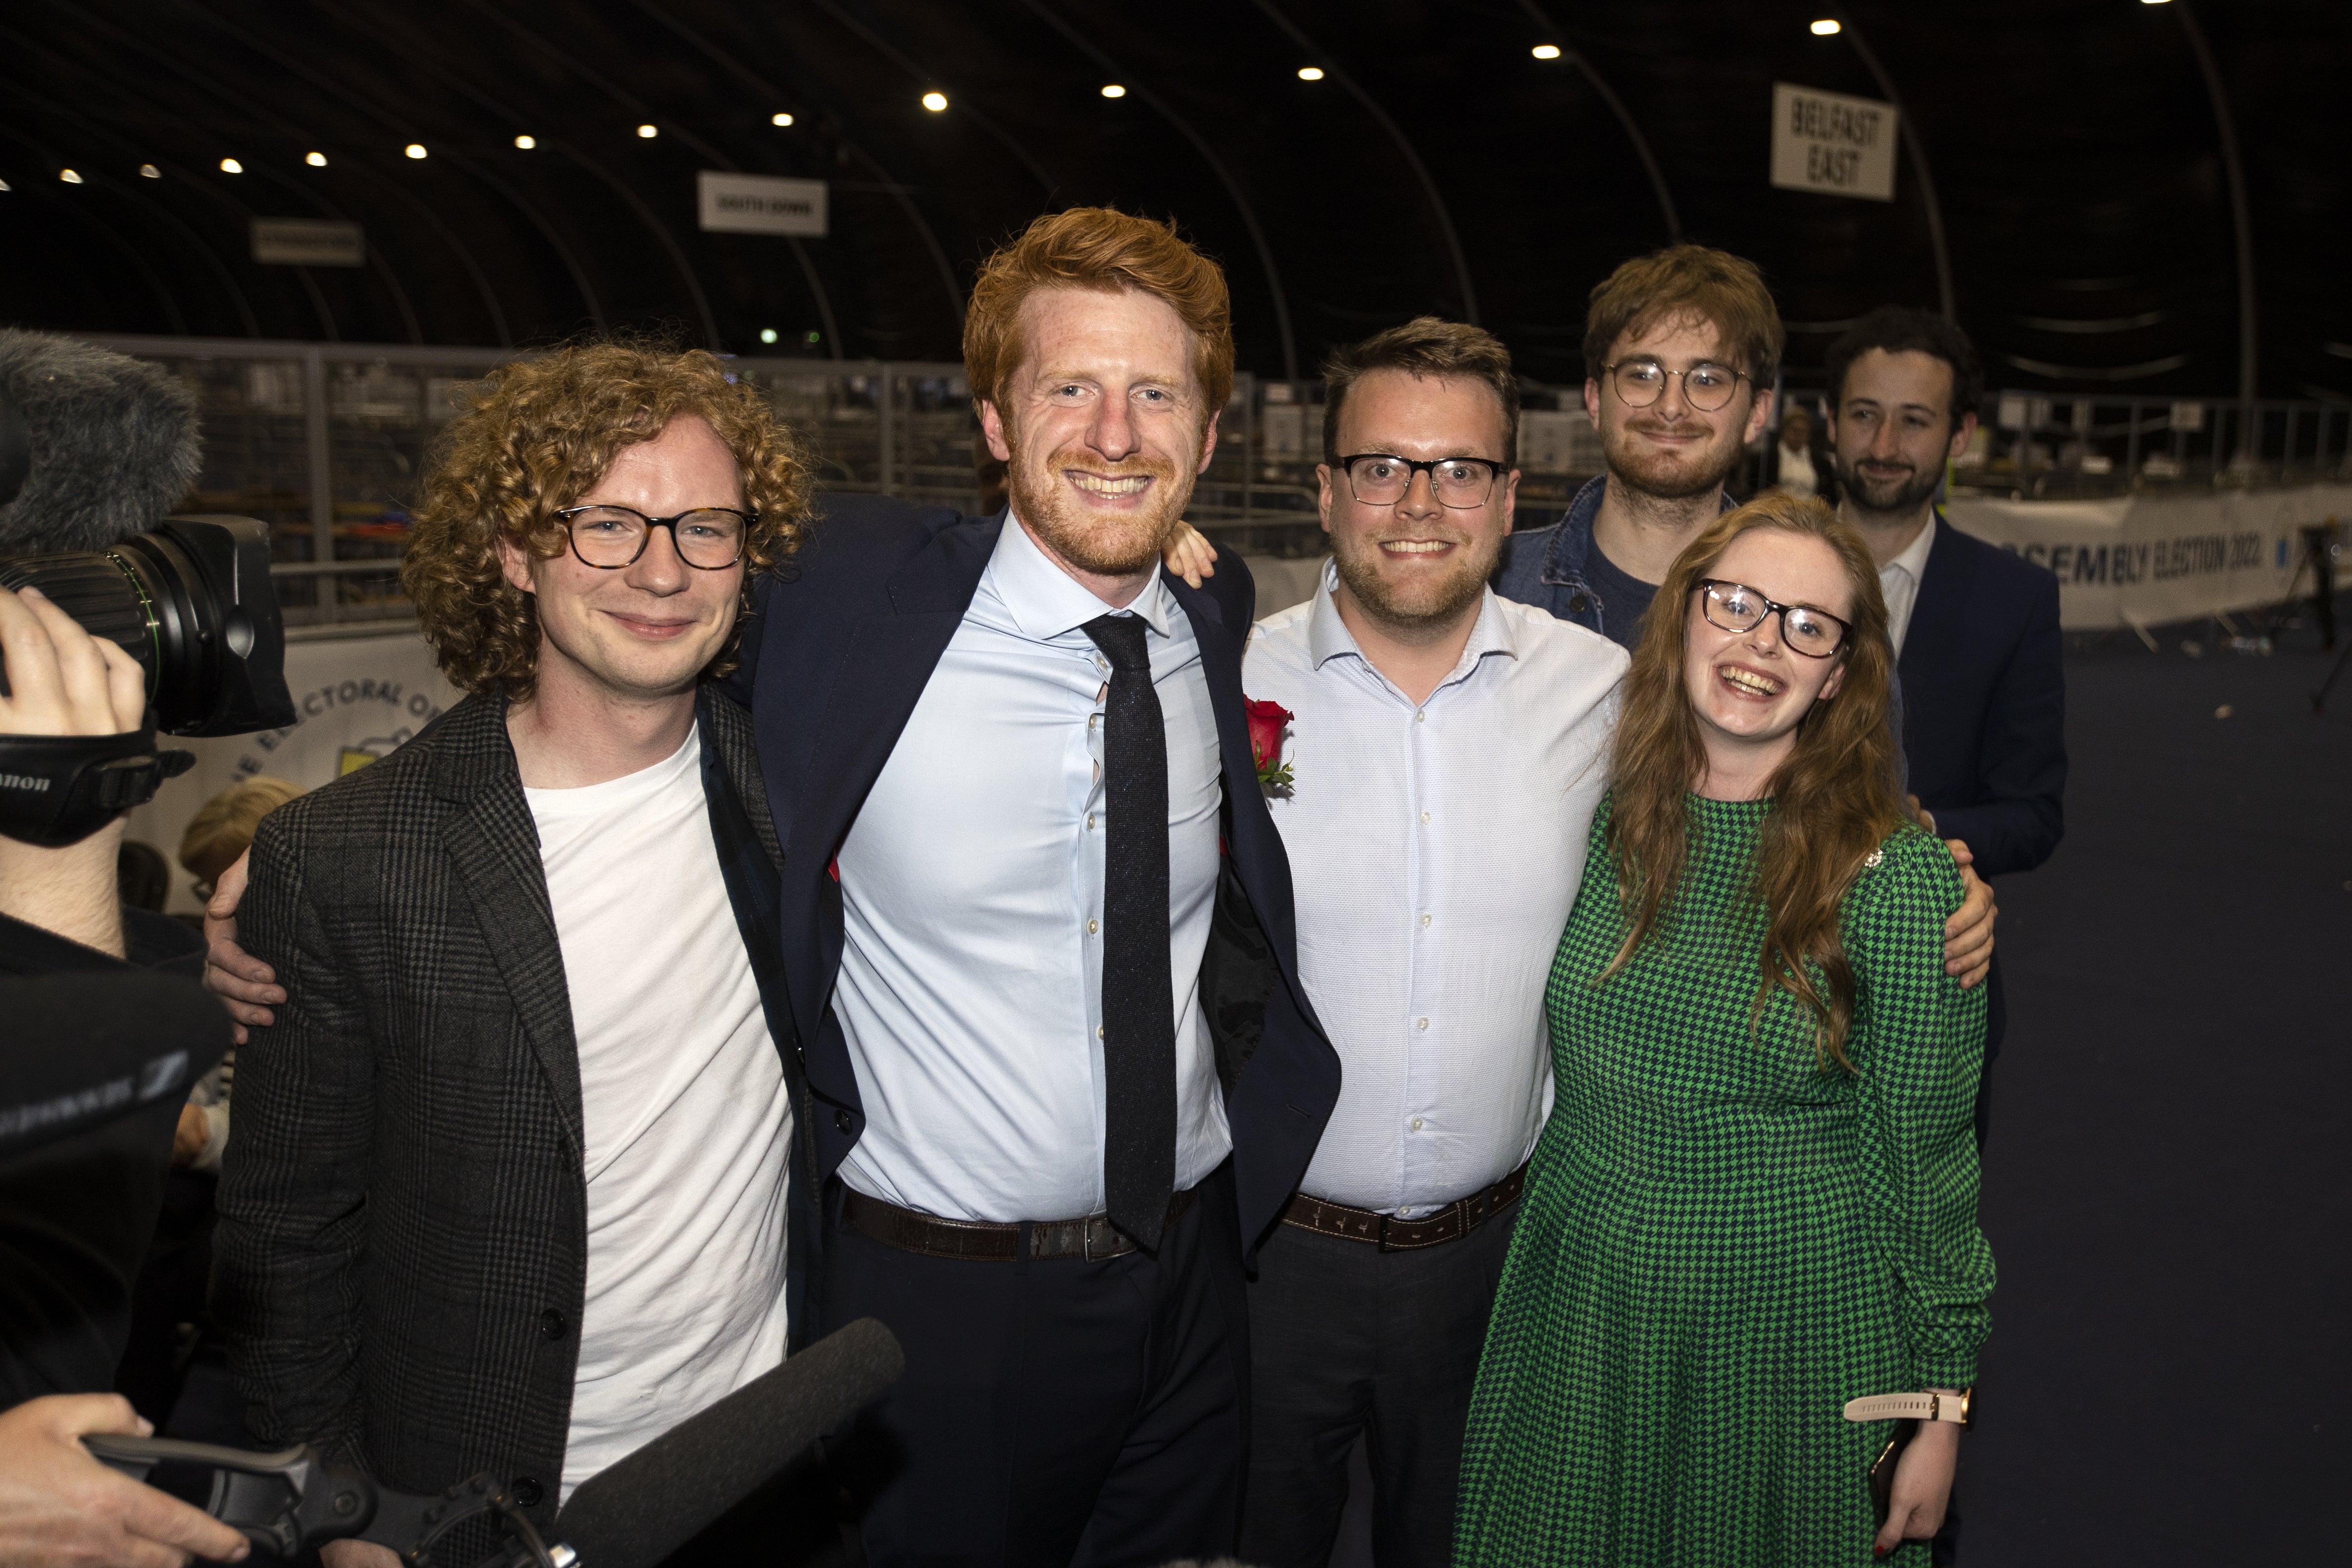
[0,516,294,736]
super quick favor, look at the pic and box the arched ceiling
[2,0,2346,398]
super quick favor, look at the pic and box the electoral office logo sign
[235,672,447,783]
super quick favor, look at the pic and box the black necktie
[1083,613,1176,1250]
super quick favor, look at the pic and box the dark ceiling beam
[810,0,1061,200]
[1514,1,1682,244]
[1016,0,1300,382]
[1828,10,1955,323]
[280,7,608,341]
[444,0,828,349]
[0,143,184,333]
[634,0,966,339]
[1249,0,1479,325]
[2172,0,2257,439]
[76,0,505,345]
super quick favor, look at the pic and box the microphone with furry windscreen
[0,331,294,846]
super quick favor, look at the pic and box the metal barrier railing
[74,336,2349,635]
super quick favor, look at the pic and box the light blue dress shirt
[1245,565,1627,1216]
[832,515,1230,1222]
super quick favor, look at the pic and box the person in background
[1492,244,1780,652]
[167,777,301,1176]
[1822,306,2065,1150]
[1771,403,1832,503]
[1455,494,1991,1567]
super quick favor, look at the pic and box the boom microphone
[555,1316,905,1568]
[0,329,201,550]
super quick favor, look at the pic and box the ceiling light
[59,168,83,184]
[404,144,427,160]
[2140,1,2172,5]
[139,164,159,179]
[0,179,10,192]
[219,157,243,173]
[772,112,794,127]
[305,151,327,167]
[759,328,779,344]
[637,123,658,139]
[1810,18,1841,35]
[921,92,948,112]
[515,134,536,149]
[1297,66,1324,81]
[1101,84,1126,98]
[1532,44,1562,60]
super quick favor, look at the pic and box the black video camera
[0,386,295,846]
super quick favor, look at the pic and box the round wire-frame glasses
[1604,359,1749,413]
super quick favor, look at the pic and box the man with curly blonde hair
[205,343,822,1563]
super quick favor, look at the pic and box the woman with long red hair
[1454,493,1992,1565]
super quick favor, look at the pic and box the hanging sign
[1770,83,1898,202]
[251,217,365,266]
[697,172,829,237]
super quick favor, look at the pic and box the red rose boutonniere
[1246,698,1294,794]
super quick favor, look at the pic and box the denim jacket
[1491,476,1738,642]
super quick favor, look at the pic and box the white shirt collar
[1305,558,1519,677]
[991,509,1176,641]
[1881,514,1937,586]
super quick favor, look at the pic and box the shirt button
[1420,810,1431,824]
[1415,711,1426,723]
[1411,1117,1424,1131]
[1416,1018,1429,1030]
[1088,714,1099,729]
[1096,656,1110,672]
[1420,913,1432,928]
[1086,813,1096,829]
[1087,919,1100,934]
[1096,1025,1105,1039]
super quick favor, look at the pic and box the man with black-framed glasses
[203,343,831,1566]
[1494,244,1781,651]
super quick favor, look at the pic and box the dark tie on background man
[1084,613,1177,1250]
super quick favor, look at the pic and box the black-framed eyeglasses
[1604,359,1749,413]
[552,503,754,570]
[1695,579,1851,659]
[1336,453,1505,509]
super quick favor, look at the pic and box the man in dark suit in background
[208,344,821,1566]
[734,207,1338,1568]
[1824,306,2067,1153]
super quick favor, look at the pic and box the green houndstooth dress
[1454,794,1992,1568]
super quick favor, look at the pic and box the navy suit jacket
[1899,516,2067,879]
[732,491,1340,1260]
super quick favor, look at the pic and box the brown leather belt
[1280,1164,1527,1252]
[842,1185,1199,1263]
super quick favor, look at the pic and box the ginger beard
[1005,433,1191,577]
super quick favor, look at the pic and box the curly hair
[1599,491,1906,1072]
[401,342,811,699]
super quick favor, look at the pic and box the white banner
[123,630,459,913]
[1944,484,2352,631]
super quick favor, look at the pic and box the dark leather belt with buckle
[1280,1163,1527,1252]
[842,1185,1200,1263]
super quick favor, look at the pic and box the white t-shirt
[524,724,792,1505]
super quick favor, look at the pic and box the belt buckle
[1082,1216,1111,1263]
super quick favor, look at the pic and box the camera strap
[0,729,194,847]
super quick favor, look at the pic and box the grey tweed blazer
[213,684,804,1527]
